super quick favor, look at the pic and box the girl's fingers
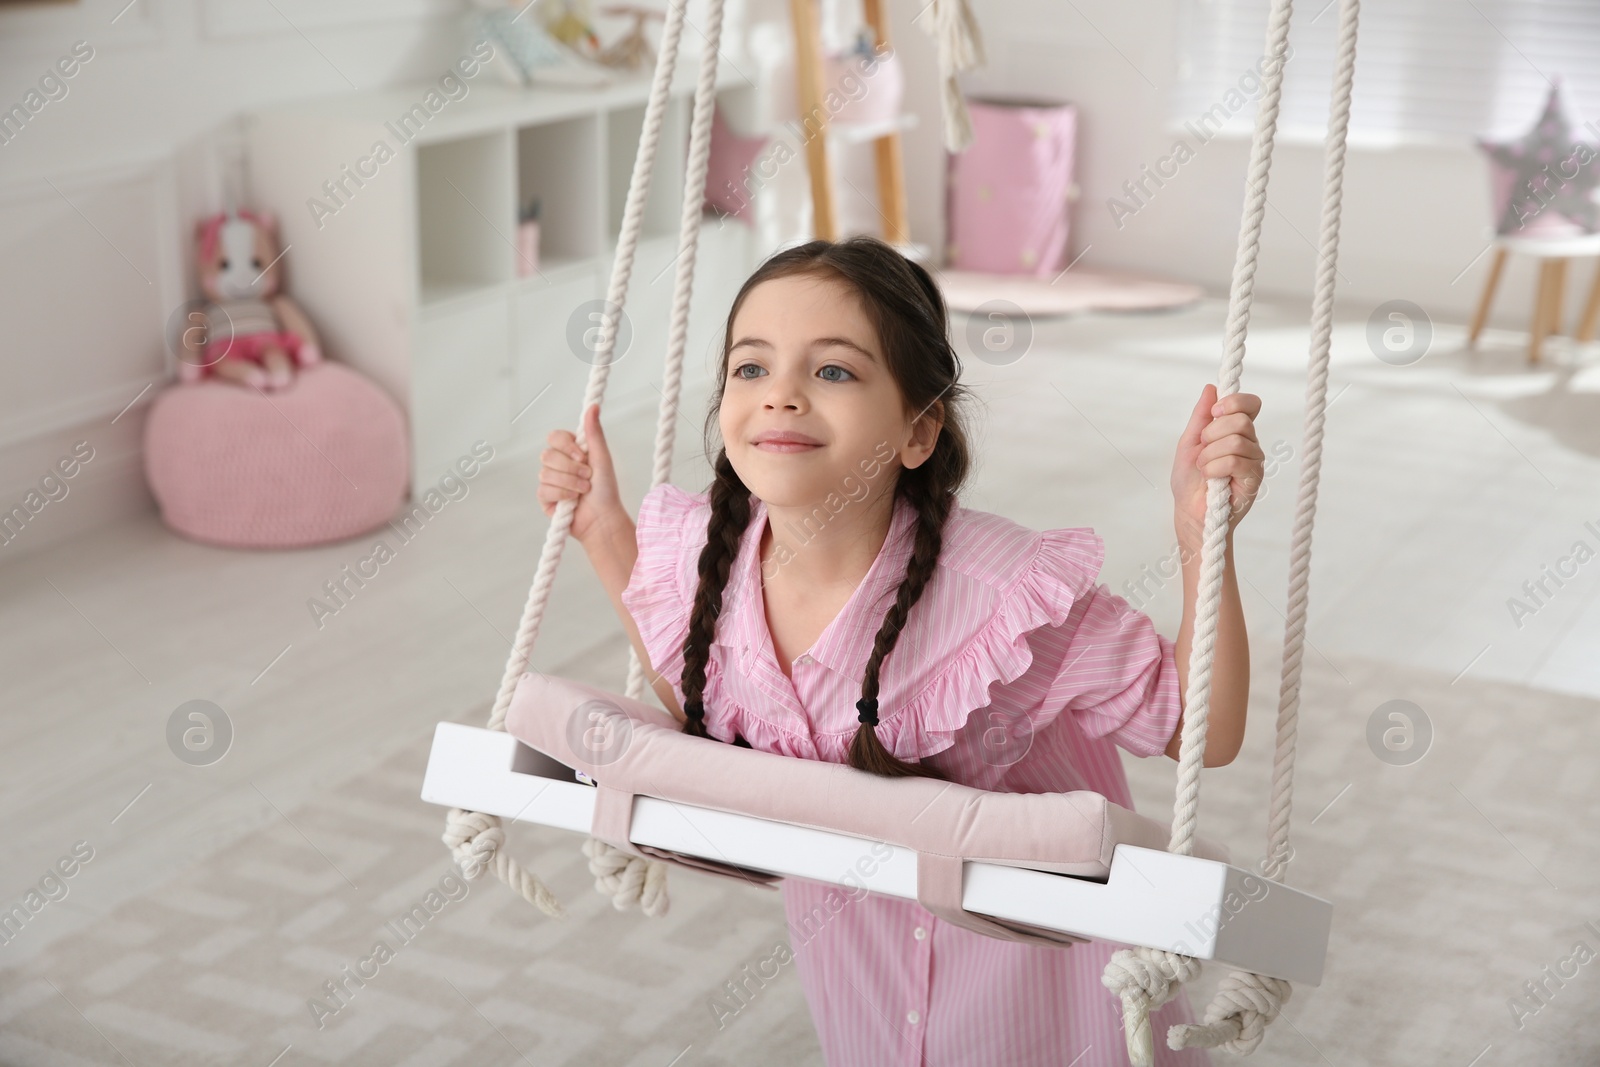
[546,429,589,467]
[1181,387,1215,446]
[1199,412,1258,443]
[540,447,592,477]
[1195,437,1265,467]
[1210,392,1263,418]
[1200,455,1262,482]
[584,403,610,458]
[539,470,592,495]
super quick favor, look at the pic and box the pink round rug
[144,362,409,550]
[934,267,1203,316]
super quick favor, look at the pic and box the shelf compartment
[605,95,688,244]
[416,130,514,301]
[516,114,603,277]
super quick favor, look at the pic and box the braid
[847,474,954,781]
[679,449,751,740]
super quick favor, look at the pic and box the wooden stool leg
[1468,247,1507,347]
[1529,260,1556,365]
[860,0,909,246]
[1577,260,1600,342]
[1549,257,1568,337]
[789,0,835,240]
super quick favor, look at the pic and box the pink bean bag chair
[144,362,409,549]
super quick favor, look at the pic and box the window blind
[1171,0,1600,147]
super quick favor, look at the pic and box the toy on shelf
[544,0,601,56]
[180,209,322,391]
[517,196,542,276]
[596,4,665,72]
[471,0,612,88]
[825,27,904,126]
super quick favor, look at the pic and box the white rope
[1102,0,1360,1060]
[1167,2,1360,1053]
[594,0,732,912]
[440,0,712,920]
[913,0,987,152]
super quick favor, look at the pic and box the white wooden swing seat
[423,673,1332,984]
[420,0,1361,1056]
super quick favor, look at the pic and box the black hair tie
[856,697,879,726]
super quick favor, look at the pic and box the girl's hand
[1171,384,1265,551]
[538,402,625,545]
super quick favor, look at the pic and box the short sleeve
[619,482,709,707]
[886,520,1181,764]
[1043,585,1183,758]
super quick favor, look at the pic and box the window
[1172,0,1600,147]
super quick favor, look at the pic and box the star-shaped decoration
[1477,79,1600,236]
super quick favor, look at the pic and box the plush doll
[180,210,322,391]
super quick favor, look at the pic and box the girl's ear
[903,401,944,470]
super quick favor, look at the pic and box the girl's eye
[734,363,764,380]
[731,363,855,382]
[818,364,853,383]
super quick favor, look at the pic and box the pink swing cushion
[506,671,1230,948]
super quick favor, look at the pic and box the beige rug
[934,267,1204,316]
[2,644,1597,1066]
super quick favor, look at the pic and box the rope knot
[1169,971,1293,1056]
[583,837,671,917]
[442,808,565,919]
[1101,946,1200,1067]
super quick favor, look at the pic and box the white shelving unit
[246,63,758,492]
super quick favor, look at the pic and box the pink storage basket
[946,96,1077,276]
[143,362,409,549]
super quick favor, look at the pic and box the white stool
[1469,232,1600,363]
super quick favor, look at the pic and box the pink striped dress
[621,482,1212,1067]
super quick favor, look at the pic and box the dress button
[797,654,814,665]
[913,926,927,941]
[906,1010,920,1025]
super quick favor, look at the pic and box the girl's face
[720,272,939,510]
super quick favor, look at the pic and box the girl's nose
[762,370,807,410]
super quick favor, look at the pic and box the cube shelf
[247,65,757,494]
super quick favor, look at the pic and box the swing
[421,0,1357,1059]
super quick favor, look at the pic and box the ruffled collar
[715,492,920,703]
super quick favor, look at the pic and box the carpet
[2,645,1597,1066]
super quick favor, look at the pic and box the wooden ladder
[787,0,923,258]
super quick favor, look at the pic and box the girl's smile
[752,429,824,453]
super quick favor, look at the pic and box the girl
[537,236,1261,1066]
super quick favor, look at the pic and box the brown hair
[678,235,972,779]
